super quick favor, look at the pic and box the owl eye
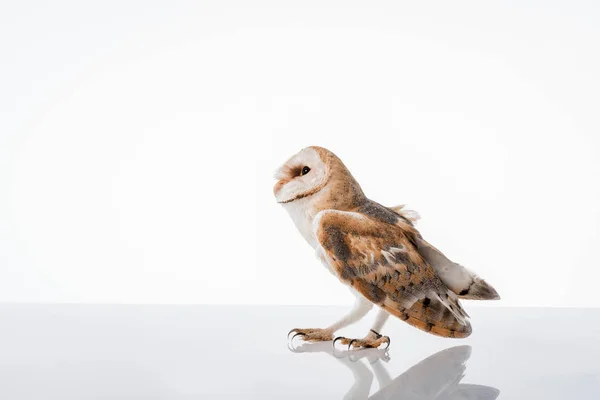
[301,166,311,176]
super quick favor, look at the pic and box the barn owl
[274,146,500,349]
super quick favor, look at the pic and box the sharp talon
[287,329,299,340]
[348,339,357,350]
[383,336,391,350]
[292,332,306,342]
[291,332,306,342]
[332,336,344,349]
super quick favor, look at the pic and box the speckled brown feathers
[315,209,472,338]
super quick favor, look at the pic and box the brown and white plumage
[275,146,499,346]
[315,209,471,338]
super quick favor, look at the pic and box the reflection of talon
[287,328,333,343]
[378,351,391,363]
[288,341,333,354]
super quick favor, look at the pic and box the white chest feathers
[283,203,341,279]
[282,198,318,249]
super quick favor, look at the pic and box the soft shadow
[289,342,499,400]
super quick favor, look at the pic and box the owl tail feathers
[458,275,501,301]
[416,238,501,301]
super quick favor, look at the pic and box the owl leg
[334,307,391,350]
[288,297,373,343]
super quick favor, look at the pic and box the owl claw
[348,339,358,350]
[332,336,346,349]
[291,332,306,341]
[333,334,391,350]
[287,328,301,340]
[286,328,333,343]
[383,336,391,350]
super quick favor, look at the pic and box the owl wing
[314,210,472,338]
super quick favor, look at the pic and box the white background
[1,1,598,306]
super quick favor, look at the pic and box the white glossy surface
[0,305,597,399]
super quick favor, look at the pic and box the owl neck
[309,173,367,215]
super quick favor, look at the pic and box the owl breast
[282,198,318,249]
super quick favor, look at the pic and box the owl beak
[273,180,284,198]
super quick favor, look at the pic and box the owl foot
[287,328,334,343]
[333,329,391,350]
